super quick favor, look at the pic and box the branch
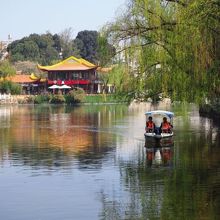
[164,0,187,7]
[212,0,220,7]
[141,62,162,75]
[112,21,177,40]
[208,13,220,22]
[115,41,159,54]
[208,26,220,34]
[147,9,166,23]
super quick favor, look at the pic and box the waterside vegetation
[16,88,130,105]
[102,0,220,106]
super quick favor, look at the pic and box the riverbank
[0,94,131,105]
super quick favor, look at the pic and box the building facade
[38,56,99,93]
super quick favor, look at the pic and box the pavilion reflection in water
[145,138,174,167]
[0,105,128,171]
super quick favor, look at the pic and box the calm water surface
[0,103,219,220]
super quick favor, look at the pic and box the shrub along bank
[0,80,22,95]
[17,88,131,104]
[18,88,85,104]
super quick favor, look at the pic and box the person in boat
[160,117,173,133]
[145,116,155,133]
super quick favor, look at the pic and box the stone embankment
[0,94,32,104]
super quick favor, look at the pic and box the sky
[0,0,126,41]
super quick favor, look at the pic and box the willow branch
[164,0,187,7]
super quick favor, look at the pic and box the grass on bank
[83,94,130,103]
[17,93,131,105]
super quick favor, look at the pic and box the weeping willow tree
[102,0,220,103]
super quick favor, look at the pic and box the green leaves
[0,80,21,94]
[8,33,60,65]
[103,0,220,103]
[7,30,115,66]
[0,60,16,78]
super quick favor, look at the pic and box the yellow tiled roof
[38,56,97,72]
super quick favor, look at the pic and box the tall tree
[7,33,60,65]
[103,0,220,103]
[59,28,80,59]
[75,30,99,63]
[97,34,116,66]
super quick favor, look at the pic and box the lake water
[0,103,219,220]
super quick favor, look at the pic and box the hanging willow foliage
[103,0,220,103]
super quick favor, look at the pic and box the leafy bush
[49,94,65,104]
[17,96,35,104]
[34,94,51,104]
[17,98,27,104]
[0,80,22,94]
[65,88,85,104]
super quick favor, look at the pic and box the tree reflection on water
[0,104,127,172]
[99,108,220,220]
[0,104,219,219]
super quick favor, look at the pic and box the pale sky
[0,0,126,41]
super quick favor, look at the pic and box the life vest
[162,121,171,130]
[146,121,154,129]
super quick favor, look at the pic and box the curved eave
[37,56,97,72]
[38,65,97,72]
[30,73,40,80]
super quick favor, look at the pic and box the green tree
[0,60,16,78]
[7,32,61,65]
[103,0,220,103]
[97,34,116,66]
[23,41,40,61]
[75,30,99,63]
[74,30,116,65]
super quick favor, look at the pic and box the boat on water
[144,110,174,139]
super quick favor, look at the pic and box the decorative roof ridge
[79,58,96,67]
[4,74,39,83]
[37,56,97,70]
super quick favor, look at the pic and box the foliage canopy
[7,30,115,66]
[103,0,220,103]
[0,60,16,78]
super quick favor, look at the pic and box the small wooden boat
[144,110,174,139]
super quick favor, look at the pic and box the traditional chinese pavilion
[5,73,45,94]
[38,56,98,93]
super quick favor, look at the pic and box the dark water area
[0,103,219,220]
